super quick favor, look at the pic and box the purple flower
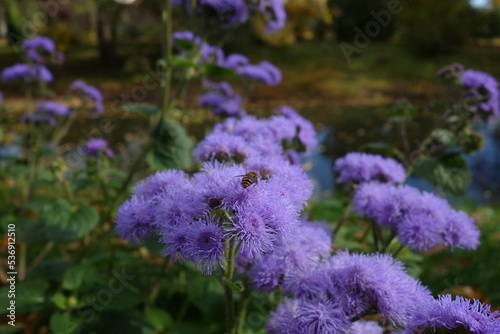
[334,152,406,184]
[400,294,500,334]
[21,113,56,127]
[193,132,256,162]
[278,106,317,154]
[184,217,226,274]
[351,320,384,334]
[70,80,104,115]
[238,61,282,86]
[199,42,225,65]
[22,36,62,64]
[115,196,157,243]
[0,92,3,105]
[133,170,191,198]
[82,138,113,158]
[36,101,71,116]
[443,210,480,249]
[257,0,287,33]
[199,81,245,116]
[223,53,250,70]
[201,0,249,27]
[461,69,500,116]
[267,298,301,334]
[172,30,202,47]
[2,63,53,83]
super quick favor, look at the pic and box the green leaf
[430,128,456,146]
[50,292,68,310]
[62,265,98,292]
[122,103,159,116]
[173,39,196,51]
[222,278,244,292]
[358,142,405,161]
[204,64,235,78]
[170,56,198,68]
[0,279,49,314]
[50,312,83,334]
[458,130,484,154]
[17,218,50,243]
[412,152,471,195]
[147,119,192,170]
[45,204,100,243]
[145,307,173,331]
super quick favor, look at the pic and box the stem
[161,0,173,119]
[51,112,77,146]
[333,202,353,235]
[381,230,396,253]
[224,283,236,334]
[392,244,405,258]
[19,243,27,280]
[26,242,54,273]
[236,279,251,333]
[399,121,411,161]
[371,221,380,252]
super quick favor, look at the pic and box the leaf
[170,56,198,68]
[122,103,159,116]
[0,279,49,314]
[458,130,484,154]
[204,64,235,78]
[358,142,405,161]
[17,218,50,243]
[50,312,83,334]
[45,204,99,243]
[173,39,196,51]
[430,128,456,146]
[145,307,173,331]
[147,119,192,170]
[62,265,98,292]
[50,292,68,310]
[412,152,471,195]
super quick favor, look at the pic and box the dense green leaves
[62,265,98,291]
[147,118,192,170]
[50,312,83,334]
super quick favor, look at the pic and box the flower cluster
[353,182,480,251]
[173,0,286,33]
[266,251,431,333]
[198,81,245,116]
[334,152,406,184]
[461,69,500,117]
[400,294,500,334]
[70,79,104,115]
[1,36,63,85]
[82,138,114,158]
[193,106,316,163]
[21,101,71,127]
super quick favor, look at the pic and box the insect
[236,171,259,188]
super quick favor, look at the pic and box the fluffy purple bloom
[199,42,225,66]
[2,63,53,83]
[133,170,190,198]
[70,80,104,114]
[351,320,384,334]
[115,196,156,243]
[278,106,317,154]
[172,30,202,46]
[199,81,245,116]
[461,69,500,116]
[223,53,249,70]
[400,295,500,334]
[353,182,480,252]
[267,299,301,334]
[82,138,113,158]
[238,61,282,86]
[193,132,256,162]
[36,101,70,116]
[296,301,351,334]
[334,152,406,184]
[201,0,249,27]
[184,217,226,274]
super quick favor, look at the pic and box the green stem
[161,0,173,119]
[381,230,397,253]
[236,278,251,333]
[371,221,380,252]
[223,283,236,334]
[333,202,353,235]
[392,244,405,258]
[19,243,27,280]
[26,241,54,273]
[51,112,77,146]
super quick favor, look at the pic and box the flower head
[115,196,157,243]
[199,81,245,116]
[461,69,500,116]
[2,64,53,83]
[36,101,71,116]
[238,61,282,86]
[70,80,104,115]
[22,36,62,64]
[82,138,113,158]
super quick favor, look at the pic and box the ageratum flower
[115,196,157,243]
[0,91,3,105]
[278,106,317,154]
[22,36,63,64]
[36,101,71,116]
[436,62,464,80]
[400,294,500,334]
[238,60,282,86]
[70,80,104,115]
[2,63,53,83]
[223,53,250,69]
[461,69,500,117]
[133,170,191,198]
[351,321,384,334]
[257,0,287,33]
[199,81,245,116]
[193,132,256,162]
[21,113,56,127]
[334,152,406,184]
[353,182,480,252]
[82,138,113,158]
[250,221,332,291]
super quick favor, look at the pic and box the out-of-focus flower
[334,152,406,184]
[461,69,500,117]
[199,81,245,116]
[82,138,113,158]
[21,36,63,64]
[70,80,104,115]
[2,63,53,83]
[257,0,287,33]
[351,320,384,334]
[36,101,71,116]
[436,62,464,80]
[238,60,282,86]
